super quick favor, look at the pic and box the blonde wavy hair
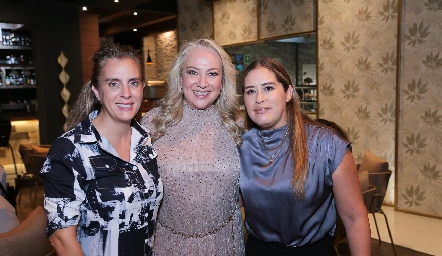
[151,38,243,146]
[242,58,313,199]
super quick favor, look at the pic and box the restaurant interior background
[0,0,441,220]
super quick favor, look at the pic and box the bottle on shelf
[32,72,36,85]
[10,33,15,45]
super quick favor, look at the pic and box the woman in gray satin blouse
[239,58,371,255]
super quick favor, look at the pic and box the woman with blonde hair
[141,38,244,255]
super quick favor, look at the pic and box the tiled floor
[370,206,442,255]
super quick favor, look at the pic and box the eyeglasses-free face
[181,47,223,110]
[243,67,293,130]
[92,58,144,125]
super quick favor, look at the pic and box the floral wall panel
[259,0,315,39]
[177,0,213,45]
[318,0,398,204]
[213,0,258,46]
[398,0,442,217]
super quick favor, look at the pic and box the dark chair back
[32,154,47,181]
[19,148,38,175]
[0,115,12,147]
[368,170,392,212]
[362,185,376,211]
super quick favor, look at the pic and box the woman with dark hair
[141,38,244,255]
[240,58,371,255]
[41,43,163,256]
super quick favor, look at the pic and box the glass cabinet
[0,22,37,116]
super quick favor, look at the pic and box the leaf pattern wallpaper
[174,0,442,217]
[259,0,315,39]
[317,0,398,205]
[398,0,442,216]
[177,0,214,44]
[213,0,258,46]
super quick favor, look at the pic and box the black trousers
[245,235,336,256]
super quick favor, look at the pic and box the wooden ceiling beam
[104,17,177,40]
[99,14,176,37]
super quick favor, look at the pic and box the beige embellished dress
[141,104,244,255]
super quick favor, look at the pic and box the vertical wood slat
[79,13,100,85]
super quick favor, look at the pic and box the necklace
[259,127,289,164]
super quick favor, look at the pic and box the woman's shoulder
[305,122,350,154]
[140,107,162,129]
[305,122,340,140]
[241,128,259,144]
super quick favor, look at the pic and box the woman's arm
[49,226,84,256]
[332,150,372,256]
[42,138,86,256]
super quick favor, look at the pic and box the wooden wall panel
[79,13,100,85]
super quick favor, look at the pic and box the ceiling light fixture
[114,0,119,2]
[82,6,87,11]
[133,28,137,32]
[146,49,153,65]
[134,12,138,15]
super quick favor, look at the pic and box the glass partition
[223,34,317,117]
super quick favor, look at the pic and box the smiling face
[243,67,293,130]
[181,47,223,110]
[92,58,144,125]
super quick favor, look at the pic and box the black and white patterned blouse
[41,110,163,256]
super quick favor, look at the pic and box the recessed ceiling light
[133,29,137,32]
[82,6,87,11]
[134,12,138,15]
[114,0,119,2]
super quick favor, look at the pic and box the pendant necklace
[259,127,289,164]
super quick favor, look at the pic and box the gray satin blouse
[239,124,350,247]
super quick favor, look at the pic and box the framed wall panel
[259,0,315,39]
[213,0,258,46]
